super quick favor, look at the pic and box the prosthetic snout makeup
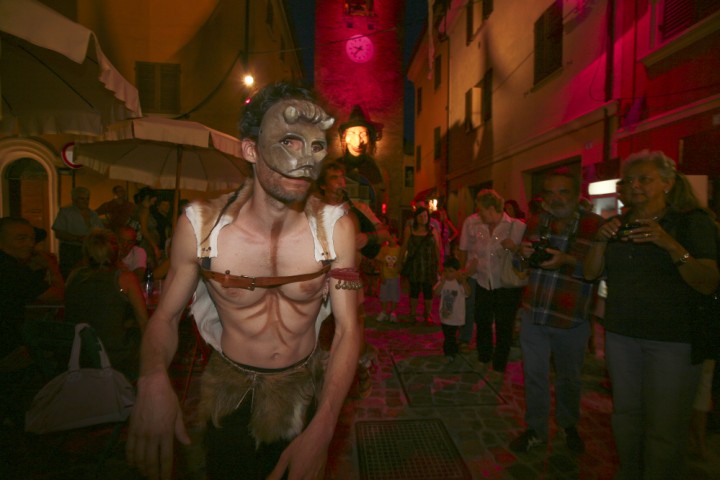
[257,99,335,179]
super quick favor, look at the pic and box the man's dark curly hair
[238,82,316,141]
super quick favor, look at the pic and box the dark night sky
[284,0,317,85]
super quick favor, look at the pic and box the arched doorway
[6,158,49,228]
[0,138,59,251]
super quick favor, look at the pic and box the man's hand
[463,257,478,276]
[518,241,534,260]
[126,373,191,480]
[266,422,330,480]
[539,248,574,270]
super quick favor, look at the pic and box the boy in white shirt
[434,257,471,362]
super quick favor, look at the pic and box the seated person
[118,226,147,281]
[0,217,64,426]
[64,228,148,379]
[0,217,64,360]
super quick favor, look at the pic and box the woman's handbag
[25,323,135,434]
[500,222,529,288]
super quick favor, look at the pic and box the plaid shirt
[521,208,603,329]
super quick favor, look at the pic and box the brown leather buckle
[240,275,256,291]
[223,270,256,290]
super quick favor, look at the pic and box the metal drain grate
[356,419,471,480]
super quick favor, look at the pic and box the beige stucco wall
[410,0,616,225]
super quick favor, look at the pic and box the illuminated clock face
[345,35,374,63]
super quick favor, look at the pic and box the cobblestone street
[321,295,720,480]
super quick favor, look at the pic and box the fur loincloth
[198,349,328,446]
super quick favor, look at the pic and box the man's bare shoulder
[186,182,252,242]
[171,215,203,263]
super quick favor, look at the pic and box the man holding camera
[509,168,603,454]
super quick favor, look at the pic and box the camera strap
[538,210,580,252]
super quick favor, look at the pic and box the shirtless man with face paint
[127,83,360,480]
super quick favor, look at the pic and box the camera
[615,222,642,238]
[528,237,553,268]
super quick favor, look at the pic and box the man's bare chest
[203,225,328,305]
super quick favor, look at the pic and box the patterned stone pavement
[8,293,719,479]
[321,294,720,480]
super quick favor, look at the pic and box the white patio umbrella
[0,0,141,135]
[73,116,250,217]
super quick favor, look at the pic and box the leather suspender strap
[200,264,331,291]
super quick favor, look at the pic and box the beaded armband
[329,267,363,290]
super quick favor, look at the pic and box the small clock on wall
[345,34,374,63]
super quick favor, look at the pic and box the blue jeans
[459,278,476,343]
[519,311,590,440]
[605,332,701,480]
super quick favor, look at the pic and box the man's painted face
[257,99,330,181]
[343,126,369,156]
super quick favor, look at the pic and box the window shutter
[159,64,180,113]
[661,0,693,39]
[534,1,563,85]
[136,62,157,112]
[661,0,720,41]
[136,62,180,114]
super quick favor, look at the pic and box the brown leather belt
[200,264,331,291]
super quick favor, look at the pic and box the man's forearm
[311,318,360,442]
[584,242,607,280]
[457,250,467,268]
[138,313,182,379]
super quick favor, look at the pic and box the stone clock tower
[315,0,405,226]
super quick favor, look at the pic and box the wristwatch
[673,251,690,266]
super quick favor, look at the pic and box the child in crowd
[434,257,471,362]
[377,233,401,322]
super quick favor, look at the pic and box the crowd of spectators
[1,148,717,478]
